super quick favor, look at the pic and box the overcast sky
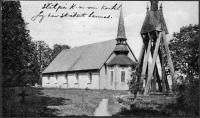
[20,1,199,59]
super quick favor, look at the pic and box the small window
[55,74,58,84]
[88,72,92,84]
[47,75,50,84]
[74,73,78,84]
[111,71,113,82]
[121,71,125,82]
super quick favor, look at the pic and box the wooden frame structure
[139,1,176,95]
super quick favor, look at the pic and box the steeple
[114,4,129,55]
[107,4,135,66]
[116,4,126,40]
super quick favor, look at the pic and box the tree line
[2,1,70,87]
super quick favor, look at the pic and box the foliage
[2,1,36,87]
[32,41,52,73]
[169,24,199,77]
[128,63,144,97]
[51,44,70,61]
[168,24,199,116]
[167,77,199,116]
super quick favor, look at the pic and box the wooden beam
[155,65,162,92]
[162,31,176,86]
[160,37,166,93]
[152,68,157,92]
[138,43,145,65]
[144,31,162,95]
[151,36,162,92]
[141,36,152,79]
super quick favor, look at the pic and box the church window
[74,73,79,84]
[88,72,92,84]
[47,75,50,84]
[121,71,125,82]
[110,71,113,82]
[55,74,58,84]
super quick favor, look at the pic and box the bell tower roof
[140,1,168,34]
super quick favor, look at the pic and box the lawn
[3,87,128,116]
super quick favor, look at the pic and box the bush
[166,77,199,116]
[128,63,143,97]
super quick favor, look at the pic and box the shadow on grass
[112,98,199,117]
[112,104,168,117]
[2,87,69,117]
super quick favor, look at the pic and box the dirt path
[94,98,111,116]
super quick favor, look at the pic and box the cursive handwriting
[31,3,121,23]
[60,12,87,18]
[31,11,46,23]
[42,3,68,12]
[101,3,121,10]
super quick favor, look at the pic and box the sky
[20,1,199,59]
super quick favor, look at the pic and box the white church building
[42,6,137,90]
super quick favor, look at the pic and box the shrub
[166,76,199,116]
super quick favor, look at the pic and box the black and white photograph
[2,0,199,117]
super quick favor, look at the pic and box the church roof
[107,55,136,66]
[140,5,168,34]
[43,40,117,74]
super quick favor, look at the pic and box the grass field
[3,87,128,116]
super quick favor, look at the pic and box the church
[42,6,138,90]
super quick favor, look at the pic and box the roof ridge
[71,39,115,49]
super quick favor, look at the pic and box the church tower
[139,1,175,95]
[107,4,134,66]
[107,5,136,90]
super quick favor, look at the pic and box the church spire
[116,4,126,40]
[113,4,129,56]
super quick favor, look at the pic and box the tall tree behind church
[169,24,199,78]
[2,1,35,87]
[51,44,70,61]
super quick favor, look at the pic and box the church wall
[99,65,107,89]
[87,72,100,89]
[117,66,132,90]
[106,65,132,90]
[57,73,67,88]
[42,75,49,87]
[106,66,116,90]
[68,73,79,88]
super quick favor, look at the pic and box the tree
[2,1,35,87]
[128,63,143,98]
[169,24,199,79]
[51,44,70,61]
[33,41,52,73]
[167,24,199,116]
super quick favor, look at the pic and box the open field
[2,87,128,116]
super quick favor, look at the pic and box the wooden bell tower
[138,1,176,95]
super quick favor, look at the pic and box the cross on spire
[116,4,126,40]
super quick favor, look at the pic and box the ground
[3,87,182,117]
[2,87,128,116]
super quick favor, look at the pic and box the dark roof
[107,55,136,66]
[116,5,126,39]
[43,40,117,73]
[140,9,168,34]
